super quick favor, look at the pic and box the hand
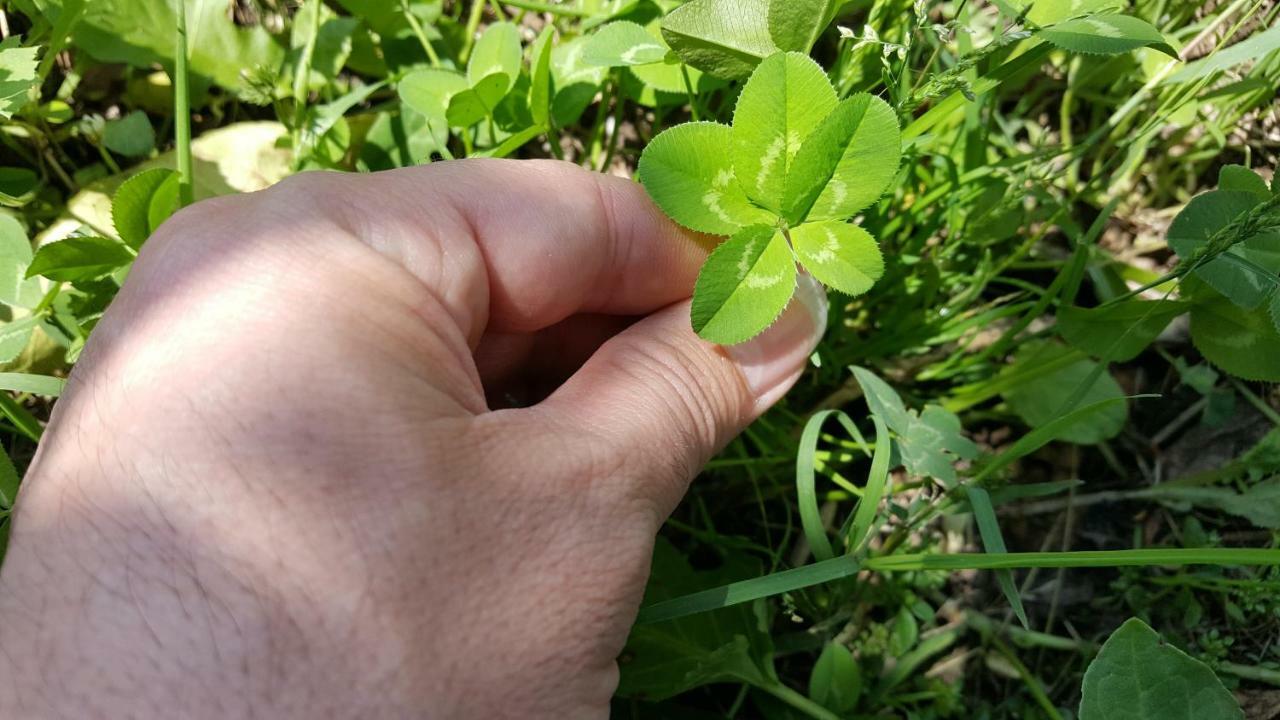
[0,160,825,719]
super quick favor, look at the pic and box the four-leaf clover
[638,52,901,344]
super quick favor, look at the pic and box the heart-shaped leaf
[782,93,900,225]
[400,68,469,122]
[790,221,883,296]
[691,225,797,344]
[731,52,836,214]
[660,0,778,80]
[1168,189,1280,310]
[1079,618,1242,720]
[1040,14,1178,58]
[1218,164,1270,198]
[446,72,510,128]
[637,121,775,235]
[467,21,522,94]
[583,21,669,67]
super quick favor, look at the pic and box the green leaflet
[1218,164,1271,198]
[1168,189,1280,310]
[1189,286,1280,382]
[1024,0,1123,25]
[790,221,884,296]
[26,237,135,283]
[1040,14,1178,58]
[783,94,901,225]
[1079,618,1242,720]
[731,52,836,213]
[0,215,41,310]
[637,122,773,236]
[808,642,861,714]
[446,73,510,128]
[691,225,796,344]
[399,68,469,125]
[1057,299,1191,362]
[660,0,778,80]
[1002,342,1127,445]
[528,28,554,128]
[467,22,522,94]
[637,52,900,342]
[103,110,156,158]
[767,0,838,54]
[0,37,39,120]
[582,21,669,67]
[112,167,181,249]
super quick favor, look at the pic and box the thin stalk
[679,64,700,121]
[500,0,591,17]
[460,0,487,63]
[1230,377,1280,427]
[174,0,194,206]
[401,0,441,66]
[758,682,841,720]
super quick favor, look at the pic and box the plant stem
[500,0,591,17]
[758,682,841,720]
[460,0,487,63]
[174,0,193,206]
[401,0,441,66]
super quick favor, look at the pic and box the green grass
[0,0,1279,717]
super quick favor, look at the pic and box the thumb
[535,274,828,517]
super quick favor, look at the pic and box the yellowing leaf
[691,225,796,344]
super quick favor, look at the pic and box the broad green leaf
[102,110,156,158]
[1150,478,1280,529]
[528,28,554,128]
[26,236,134,283]
[0,37,40,120]
[1190,287,1280,382]
[113,168,181,250]
[900,405,978,485]
[783,94,900,225]
[0,215,41,309]
[37,0,283,91]
[1167,25,1280,84]
[1079,618,1242,720]
[768,0,838,54]
[1002,342,1126,445]
[1218,165,1270,198]
[849,365,911,433]
[1024,0,1122,24]
[810,642,861,713]
[1169,190,1280,310]
[583,21,668,67]
[0,315,37,364]
[790,221,883,296]
[1057,299,1190,362]
[731,52,836,213]
[850,367,976,485]
[660,0,779,80]
[0,439,18,509]
[0,372,64,397]
[638,122,775,235]
[551,37,608,127]
[691,225,796,344]
[467,21,522,94]
[399,68,469,123]
[967,486,1029,628]
[1040,15,1178,59]
[617,538,775,700]
[446,73,510,128]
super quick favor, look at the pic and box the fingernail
[727,272,828,413]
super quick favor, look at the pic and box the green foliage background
[0,0,1279,717]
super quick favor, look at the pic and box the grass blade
[967,486,1029,628]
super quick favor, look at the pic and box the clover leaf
[638,52,901,344]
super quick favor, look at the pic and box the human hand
[0,160,826,718]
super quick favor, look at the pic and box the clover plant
[637,52,900,344]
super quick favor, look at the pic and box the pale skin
[0,160,825,719]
